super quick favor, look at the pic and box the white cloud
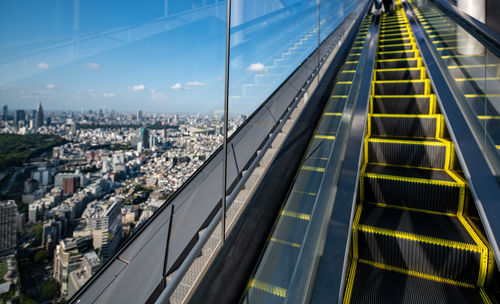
[129,84,146,92]
[186,81,206,87]
[37,62,49,69]
[46,84,56,89]
[151,89,168,102]
[83,62,101,70]
[247,62,266,72]
[102,93,116,98]
[171,83,183,90]
[216,77,224,81]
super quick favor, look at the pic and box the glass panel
[409,0,500,158]
[228,0,320,128]
[0,0,225,301]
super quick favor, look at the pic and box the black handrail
[430,0,500,57]
[310,11,380,304]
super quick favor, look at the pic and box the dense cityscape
[0,102,245,303]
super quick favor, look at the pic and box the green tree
[29,223,43,242]
[40,279,59,300]
[34,249,49,263]
[21,296,37,304]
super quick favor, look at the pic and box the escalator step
[371,96,430,114]
[367,138,449,168]
[356,205,482,284]
[370,115,438,138]
[379,38,413,46]
[441,55,487,67]
[379,44,415,52]
[348,261,486,304]
[376,59,420,69]
[374,80,426,95]
[378,50,417,60]
[363,163,462,214]
[447,64,499,79]
[455,79,500,95]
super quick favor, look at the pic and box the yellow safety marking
[324,112,343,116]
[455,77,500,81]
[346,61,359,64]
[437,46,458,50]
[307,156,329,161]
[301,165,325,172]
[118,258,130,264]
[479,288,493,304]
[377,49,415,55]
[337,81,353,84]
[314,135,336,140]
[478,115,500,119]
[448,64,498,69]
[370,113,437,118]
[362,172,460,187]
[380,28,409,34]
[432,39,465,44]
[372,94,430,98]
[496,145,500,149]
[380,32,411,39]
[352,46,364,49]
[281,210,310,221]
[465,216,497,285]
[456,214,489,286]
[381,25,409,30]
[292,190,317,196]
[375,67,423,72]
[353,204,363,258]
[442,54,486,59]
[464,94,500,97]
[357,259,475,288]
[425,79,431,94]
[342,259,357,304]
[248,279,287,298]
[435,114,443,138]
[376,58,418,63]
[349,53,362,56]
[366,202,458,217]
[331,95,348,98]
[379,37,413,43]
[379,42,415,48]
[270,237,301,248]
[358,224,481,252]
[374,79,424,82]
[429,33,456,38]
[429,94,436,114]
[342,70,356,73]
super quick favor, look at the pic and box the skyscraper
[0,200,18,256]
[2,105,7,121]
[35,101,44,129]
[140,127,149,149]
[14,110,25,126]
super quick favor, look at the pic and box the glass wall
[0,0,364,302]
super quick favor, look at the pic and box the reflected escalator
[343,4,496,303]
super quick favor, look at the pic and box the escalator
[343,3,497,303]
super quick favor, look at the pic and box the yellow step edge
[375,67,423,72]
[357,224,481,252]
[379,42,415,48]
[374,79,424,83]
[331,95,348,98]
[314,135,336,140]
[380,28,410,34]
[301,165,325,172]
[376,58,418,63]
[367,138,447,147]
[281,210,311,221]
[370,113,437,118]
[380,32,411,38]
[478,115,500,119]
[442,54,486,59]
[464,94,500,98]
[270,237,301,248]
[378,49,416,54]
[357,259,476,288]
[366,202,458,217]
[291,190,317,196]
[372,94,430,97]
[455,77,500,81]
[448,64,498,69]
[337,81,353,84]
[362,171,461,187]
[379,37,414,43]
[248,279,287,298]
[433,39,466,44]
[342,259,357,304]
[324,112,342,116]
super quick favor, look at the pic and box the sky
[0,0,351,114]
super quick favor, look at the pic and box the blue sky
[0,0,349,114]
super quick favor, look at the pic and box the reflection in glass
[0,0,226,301]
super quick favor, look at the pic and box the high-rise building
[2,105,7,121]
[140,127,150,149]
[35,101,44,129]
[14,109,25,126]
[54,236,93,298]
[137,110,142,121]
[0,201,18,256]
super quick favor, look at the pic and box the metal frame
[402,0,500,269]
[310,10,380,304]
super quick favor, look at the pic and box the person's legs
[382,0,394,14]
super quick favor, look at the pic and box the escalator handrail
[402,0,500,271]
[307,11,380,304]
[430,0,500,57]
